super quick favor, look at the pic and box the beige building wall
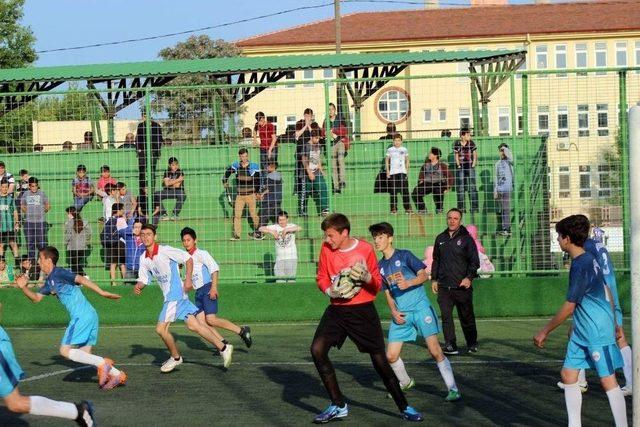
[32,120,140,151]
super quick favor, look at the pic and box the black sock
[222,339,229,345]
[220,344,227,352]
[173,356,180,361]
[239,327,245,336]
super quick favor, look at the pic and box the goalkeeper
[310,213,423,424]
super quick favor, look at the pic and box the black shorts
[104,242,125,266]
[312,302,386,354]
[0,231,16,244]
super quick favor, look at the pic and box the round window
[376,88,410,123]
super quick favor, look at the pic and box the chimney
[471,0,508,5]
[424,0,439,9]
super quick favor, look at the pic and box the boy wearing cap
[152,157,186,224]
[72,165,95,212]
[493,143,514,236]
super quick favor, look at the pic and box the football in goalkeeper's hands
[330,269,362,299]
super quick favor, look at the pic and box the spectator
[259,211,301,283]
[258,161,283,226]
[494,143,514,236]
[117,182,137,220]
[119,133,136,149]
[61,140,73,151]
[101,202,126,286]
[0,256,14,285]
[64,206,91,277]
[253,112,278,182]
[294,108,319,194]
[135,111,163,205]
[0,162,15,194]
[18,255,41,284]
[380,122,397,140]
[20,177,50,259]
[96,165,117,197]
[0,179,19,260]
[99,183,118,221]
[441,129,452,138]
[163,137,173,147]
[33,144,44,152]
[412,147,454,214]
[77,131,94,150]
[222,148,262,241]
[454,129,478,213]
[322,103,349,194]
[118,218,145,281]
[385,133,412,215]
[16,169,29,202]
[72,164,94,212]
[152,157,187,224]
[299,129,329,217]
[431,208,480,355]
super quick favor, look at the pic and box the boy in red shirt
[310,213,423,423]
[253,112,277,181]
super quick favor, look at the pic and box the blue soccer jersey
[39,267,97,320]
[378,249,430,312]
[567,252,616,347]
[584,238,621,318]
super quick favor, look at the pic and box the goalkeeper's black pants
[310,303,408,411]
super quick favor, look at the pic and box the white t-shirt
[189,248,220,290]
[265,223,298,260]
[386,146,409,175]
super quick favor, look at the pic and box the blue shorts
[388,305,440,343]
[194,283,219,315]
[563,340,623,378]
[0,333,25,398]
[158,299,199,323]
[62,312,99,347]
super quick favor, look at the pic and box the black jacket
[431,225,480,289]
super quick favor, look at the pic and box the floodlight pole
[629,103,640,427]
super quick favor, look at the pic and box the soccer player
[0,317,97,425]
[310,213,423,423]
[134,224,233,372]
[534,215,626,427]
[15,246,126,390]
[180,227,252,348]
[369,222,461,402]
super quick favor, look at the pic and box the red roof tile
[237,1,640,48]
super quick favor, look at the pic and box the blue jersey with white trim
[567,252,616,347]
[190,248,219,290]
[583,238,621,315]
[138,245,191,302]
[39,267,96,319]
[378,249,430,312]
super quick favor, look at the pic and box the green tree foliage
[0,0,37,69]
[152,35,242,144]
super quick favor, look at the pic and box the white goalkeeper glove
[326,269,362,299]
[349,262,372,284]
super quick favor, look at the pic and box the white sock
[390,359,411,387]
[621,346,632,388]
[606,386,628,427]
[578,369,586,383]
[564,382,582,427]
[67,349,104,367]
[29,396,78,420]
[437,357,458,392]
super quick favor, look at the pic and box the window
[555,45,567,77]
[323,69,334,86]
[595,42,607,75]
[557,106,569,138]
[559,166,570,198]
[423,109,432,123]
[537,106,549,137]
[597,104,609,136]
[459,108,470,129]
[575,43,588,76]
[376,88,410,123]
[577,105,589,137]
[285,71,295,88]
[438,108,447,122]
[285,115,297,130]
[498,107,510,136]
[598,165,613,198]
[303,69,314,87]
[579,165,592,198]
[457,62,469,83]
[536,45,548,77]
[517,107,523,135]
[616,42,627,67]
[636,41,640,73]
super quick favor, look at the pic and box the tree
[152,35,242,145]
[0,0,37,69]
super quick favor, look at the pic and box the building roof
[237,1,640,48]
[0,49,522,84]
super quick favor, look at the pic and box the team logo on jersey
[395,260,401,267]
[457,239,462,246]
[424,316,433,324]
[591,351,601,362]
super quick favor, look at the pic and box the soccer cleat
[556,381,588,393]
[443,344,459,355]
[75,400,96,427]
[239,326,252,348]
[445,389,462,402]
[97,358,114,387]
[101,370,127,390]
[313,403,349,424]
[401,406,424,422]
[160,356,183,373]
[221,344,234,368]
[468,345,478,354]
[387,378,415,398]
[622,386,632,396]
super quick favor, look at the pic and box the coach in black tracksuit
[431,207,480,355]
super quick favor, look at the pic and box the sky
[23,0,544,67]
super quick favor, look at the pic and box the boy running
[310,213,423,423]
[180,227,252,348]
[15,246,126,390]
[534,215,626,427]
[369,222,461,402]
[134,224,233,372]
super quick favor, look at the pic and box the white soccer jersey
[138,244,191,302]
[190,248,220,290]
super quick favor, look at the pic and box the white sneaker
[160,356,183,373]
[621,385,632,396]
[557,381,588,393]
[221,344,234,368]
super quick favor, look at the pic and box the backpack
[101,217,120,245]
